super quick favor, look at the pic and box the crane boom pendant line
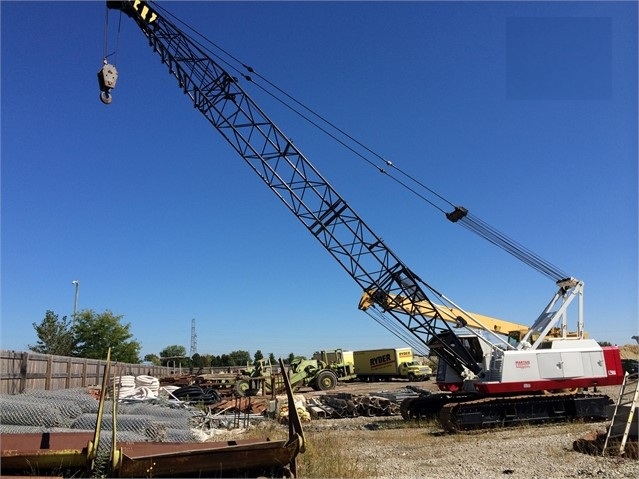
[106,0,481,373]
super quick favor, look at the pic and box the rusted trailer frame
[1,432,301,478]
[1,359,304,477]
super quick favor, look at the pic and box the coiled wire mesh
[0,387,197,442]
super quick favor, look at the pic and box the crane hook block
[98,63,118,105]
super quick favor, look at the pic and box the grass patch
[243,421,377,477]
[296,430,379,478]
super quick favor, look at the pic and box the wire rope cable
[102,2,123,65]
[148,2,569,283]
[362,308,429,357]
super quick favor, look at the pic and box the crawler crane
[102,0,624,431]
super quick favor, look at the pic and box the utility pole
[71,280,80,327]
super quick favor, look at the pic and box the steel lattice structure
[108,0,480,374]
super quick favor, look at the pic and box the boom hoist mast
[104,1,624,430]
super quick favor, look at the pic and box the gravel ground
[3,376,636,478]
[302,416,637,479]
[289,380,639,478]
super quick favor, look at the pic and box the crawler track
[402,392,613,432]
[400,392,477,420]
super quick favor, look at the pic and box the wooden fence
[0,350,172,395]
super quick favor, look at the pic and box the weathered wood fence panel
[0,350,171,395]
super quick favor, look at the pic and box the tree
[201,353,215,367]
[191,353,209,368]
[29,310,74,356]
[73,309,141,363]
[268,352,276,364]
[228,350,251,366]
[159,345,187,366]
[287,352,296,364]
[254,349,264,364]
[144,354,161,365]
[219,354,232,367]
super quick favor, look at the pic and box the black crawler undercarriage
[400,392,613,432]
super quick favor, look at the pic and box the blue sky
[2,1,637,361]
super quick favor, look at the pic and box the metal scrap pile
[307,392,400,418]
[212,396,269,415]
[166,384,223,405]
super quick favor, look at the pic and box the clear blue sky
[2,1,637,361]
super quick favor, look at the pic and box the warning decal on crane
[129,0,158,23]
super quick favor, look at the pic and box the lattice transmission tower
[190,318,197,357]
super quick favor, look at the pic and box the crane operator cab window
[460,336,484,363]
[507,330,540,348]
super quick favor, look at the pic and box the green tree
[228,350,251,366]
[73,309,141,363]
[29,310,74,355]
[219,354,232,367]
[144,353,161,365]
[254,349,264,364]
[202,354,214,367]
[159,345,187,366]
[287,352,296,364]
[191,353,209,368]
[268,352,276,364]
